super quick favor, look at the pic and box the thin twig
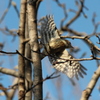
[61,35,100,51]
[66,0,84,26]
[53,0,68,27]
[19,72,60,100]
[12,1,20,17]
[0,0,12,23]
[0,50,17,54]
[16,50,33,63]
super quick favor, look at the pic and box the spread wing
[40,15,60,45]
[40,15,87,79]
[49,49,87,79]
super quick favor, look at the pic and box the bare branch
[0,50,17,54]
[0,27,17,36]
[80,66,100,100]
[19,72,60,100]
[0,67,18,77]
[16,50,33,63]
[53,0,68,27]
[0,0,12,23]
[61,35,100,51]
[66,0,85,26]
[12,1,20,17]
[60,27,86,36]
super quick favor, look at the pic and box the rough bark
[18,0,27,99]
[27,1,43,100]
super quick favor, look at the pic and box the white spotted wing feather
[40,15,87,79]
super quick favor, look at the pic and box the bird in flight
[39,15,87,79]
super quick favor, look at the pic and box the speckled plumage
[40,15,87,79]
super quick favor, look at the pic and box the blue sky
[0,0,100,100]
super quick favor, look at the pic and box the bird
[39,15,87,79]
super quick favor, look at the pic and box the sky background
[0,0,100,100]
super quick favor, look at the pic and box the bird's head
[64,40,74,49]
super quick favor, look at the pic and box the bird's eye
[55,27,57,30]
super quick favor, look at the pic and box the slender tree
[0,0,100,100]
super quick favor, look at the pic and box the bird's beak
[70,45,74,49]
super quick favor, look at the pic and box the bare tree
[0,0,100,100]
